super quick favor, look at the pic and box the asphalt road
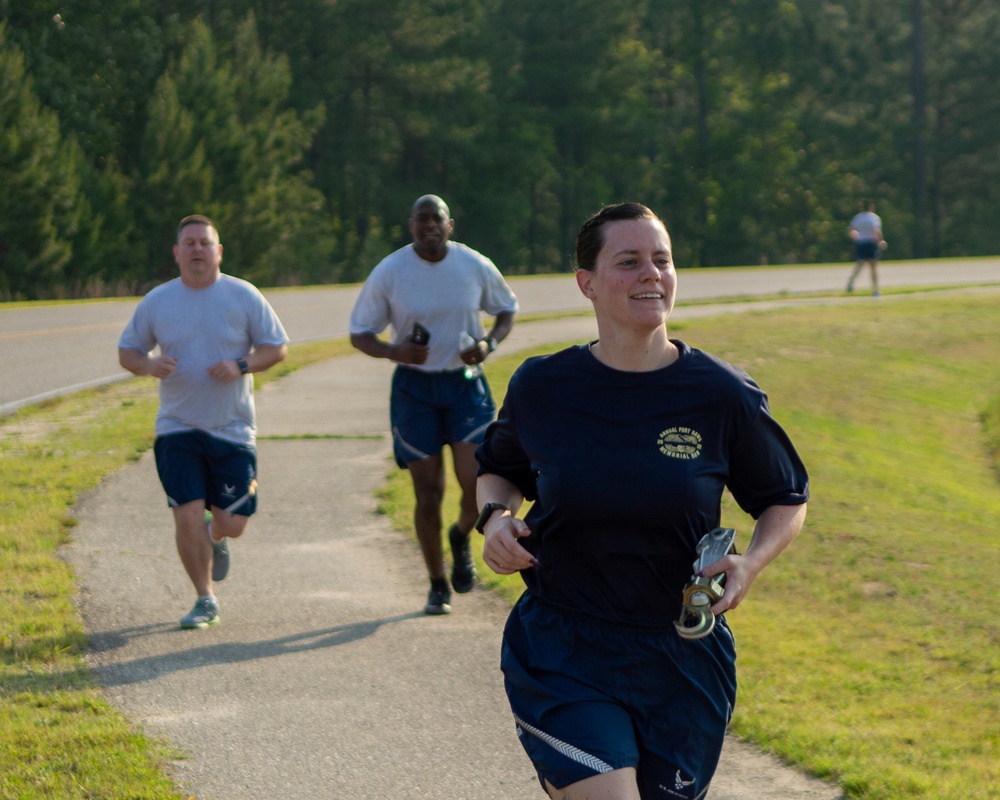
[3,258,998,415]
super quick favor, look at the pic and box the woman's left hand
[703,503,807,615]
[700,553,758,615]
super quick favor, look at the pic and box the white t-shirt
[349,242,519,372]
[850,211,882,242]
[119,274,289,445]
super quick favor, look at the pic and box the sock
[430,577,449,593]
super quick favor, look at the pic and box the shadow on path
[90,612,424,687]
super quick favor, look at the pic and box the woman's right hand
[482,514,537,574]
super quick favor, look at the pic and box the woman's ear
[576,269,595,299]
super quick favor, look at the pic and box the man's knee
[413,486,445,517]
[408,457,444,499]
[173,498,204,520]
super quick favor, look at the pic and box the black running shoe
[448,524,477,593]
[424,585,452,615]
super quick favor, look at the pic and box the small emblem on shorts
[674,769,695,791]
[658,427,702,460]
[223,483,235,495]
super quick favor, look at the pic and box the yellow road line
[0,321,126,341]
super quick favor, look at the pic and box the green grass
[2,293,999,798]
[379,292,1000,800]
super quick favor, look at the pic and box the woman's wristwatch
[475,502,509,534]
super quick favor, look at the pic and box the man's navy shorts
[855,240,880,260]
[500,593,737,799]
[390,366,496,468]
[153,430,258,516]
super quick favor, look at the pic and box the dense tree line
[2,0,999,299]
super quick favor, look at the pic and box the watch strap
[475,502,509,534]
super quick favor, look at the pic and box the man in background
[119,215,288,629]
[349,195,518,615]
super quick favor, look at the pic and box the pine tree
[0,25,82,299]
[135,15,332,286]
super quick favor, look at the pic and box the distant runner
[846,199,887,296]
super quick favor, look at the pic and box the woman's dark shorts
[500,593,737,799]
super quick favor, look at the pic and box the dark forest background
[2,0,999,300]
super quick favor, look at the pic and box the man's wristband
[236,357,250,374]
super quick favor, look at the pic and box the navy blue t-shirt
[476,341,809,627]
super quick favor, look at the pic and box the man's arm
[462,309,516,364]
[119,347,177,379]
[350,331,427,365]
[484,310,515,350]
[206,342,288,382]
[244,343,287,373]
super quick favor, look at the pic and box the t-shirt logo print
[658,427,703,460]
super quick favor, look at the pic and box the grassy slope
[1,295,998,798]
[690,298,1000,800]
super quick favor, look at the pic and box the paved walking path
[69,314,843,799]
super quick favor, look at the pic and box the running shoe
[424,585,452,615]
[205,511,230,582]
[448,524,477,594]
[180,596,220,629]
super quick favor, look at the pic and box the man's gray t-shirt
[349,242,519,372]
[119,274,288,445]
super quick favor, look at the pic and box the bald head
[408,194,454,262]
[412,194,450,218]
